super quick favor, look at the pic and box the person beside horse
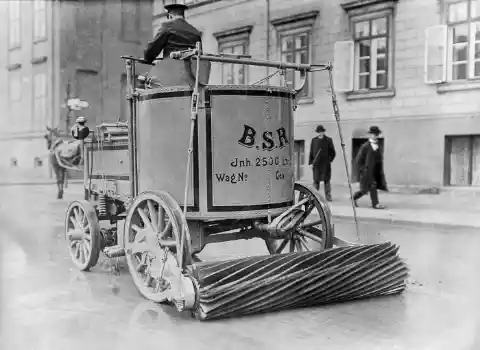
[44,117,87,199]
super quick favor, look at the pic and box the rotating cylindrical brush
[190,242,409,321]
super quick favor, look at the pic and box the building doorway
[293,140,305,181]
[444,135,480,186]
[351,138,384,182]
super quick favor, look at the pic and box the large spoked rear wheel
[124,191,192,303]
[65,200,101,271]
[265,182,334,254]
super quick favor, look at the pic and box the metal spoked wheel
[124,191,192,303]
[65,200,101,271]
[265,182,334,254]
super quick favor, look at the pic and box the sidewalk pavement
[1,179,477,229]
[317,183,479,229]
[0,168,83,187]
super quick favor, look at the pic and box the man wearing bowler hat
[353,126,388,209]
[144,1,202,64]
[308,125,336,201]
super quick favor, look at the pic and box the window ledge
[213,25,253,40]
[436,80,480,93]
[6,63,22,71]
[297,97,314,105]
[346,88,395,100]
[31,56,47,65]
[271,10,319,28]
[341,0,398,11]
[33,37,47,44]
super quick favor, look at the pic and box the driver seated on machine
[144,2,202,64]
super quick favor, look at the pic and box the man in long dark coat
[144,2,202,64]
[353,126,388,209]
[308,125,336,201]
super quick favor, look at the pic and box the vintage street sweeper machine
[64,43,408,320]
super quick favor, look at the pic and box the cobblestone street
[0,185,479,350]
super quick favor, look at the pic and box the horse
[45,126,85,199]
[44,127,69,199]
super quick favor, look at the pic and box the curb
[332,214,479,230]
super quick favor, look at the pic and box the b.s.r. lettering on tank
[215,172,248,184]
[238,124,289,151]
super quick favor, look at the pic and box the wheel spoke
[158,207,165,232]
[79,243,85,263]
[297,235,311,251]
[73,208,80,221]
[301,219,323,229]
[75,244,81,259]
[138,206,154,232]
[132,224,142,233]
[147,200,158,229]
[296,228,323,244]
[69,216,77,227]
[295,239,303,252]
[302,203,315,218]
[83,243,90,259]
[275,239,289,254]
[289,239,295,253]
[160,220,172,239]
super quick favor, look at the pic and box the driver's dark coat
[144,18,202,64]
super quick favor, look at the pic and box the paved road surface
[0,186,479,350]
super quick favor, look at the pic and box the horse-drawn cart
[65,44,408,320]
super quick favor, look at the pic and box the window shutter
[333,41,354,92]
[424,25,447,84]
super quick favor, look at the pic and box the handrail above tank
[169,49,331,72]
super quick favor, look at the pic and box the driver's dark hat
[164,0,188,11]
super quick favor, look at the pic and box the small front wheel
[65,200,101,271]
[265,182,334,254]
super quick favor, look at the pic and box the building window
[446,0,480,81]
[9,75,21,131]
[219,42,247,85]
[280,31,310,94]
[271,11,319,100]
[33,0,47,41]
[8,0,21,49]
[445,135,480,186]
[121,0,140,43]
[294,140,305,180]
[353,17,389,90]
[334,1,396,97]
[9,76,21,104]
[214,26,252,85]
[33,73,47,131]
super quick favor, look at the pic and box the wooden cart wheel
[265,182,334,254]
[65,200,101,271]
[124,191,192,303]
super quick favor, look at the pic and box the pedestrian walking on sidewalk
[308,125,336,201]
[353,126,388,209]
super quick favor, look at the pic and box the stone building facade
[154,0,480,189]
[0,0,152,176]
